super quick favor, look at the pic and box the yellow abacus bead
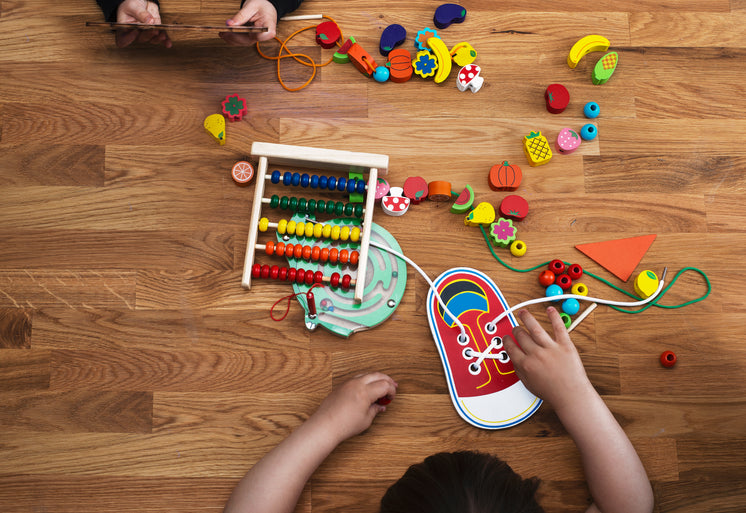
[510,240,527,257]
[259,217,270,232]
[571,282,589,296]
[304,222,315,237]
[351,227,361,242]
[286,220,296,235]
[277,219,287,234]
[296,221,306,237]
[322,224,332,239]
[340,226,351,241]
[331,225,341,241]
[313,223,323,239]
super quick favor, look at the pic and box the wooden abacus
[243,142,389,303]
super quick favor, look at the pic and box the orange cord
[255,16,344,92]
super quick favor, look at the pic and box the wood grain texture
[2,0,745,511]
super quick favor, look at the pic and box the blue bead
[282,171,292,185]
[337,177,346,191]
[327,176,337,190]
[291,173,300,186]
[271,170,281,183]
[373,66,390,83]
[319,176,328,189]
[581,124,598,141]
[584,101,600,119]
[300,173,310,187]
[562,298,580,316]
[546,284,563,301]
[346,179,356,193]
[310,175,319,188]
[356,180,366,193]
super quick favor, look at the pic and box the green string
[478,225,711,313]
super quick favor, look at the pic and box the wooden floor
[2,0,745,511]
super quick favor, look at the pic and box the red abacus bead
[311,246,321,261]
[330,272,341,287]
[288,268,297,282]
[556,274,573,290]
[329,248,339,263]
[303,245,312,260]
[296,269,306,283]
[305,272,315,285]
[660,350,677,368]
[342,274,352,289]
[275,242,285,256]
[314,271,324,283]
[339,249,349,265]
[279,267,288,281]
[320,248,330,262]
[294,245,303,259]
[285,244,295,258]
[350,251,359,266]
[265,240,275,255]
[539,270,556,287]
[549,259,566,275]
[567,263,583,280]
[260,265,270,279]
[270,265,280,280]
[252,263,262,278]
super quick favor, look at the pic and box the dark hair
[380,451,545,513]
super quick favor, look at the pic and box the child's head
[380,451,544,513]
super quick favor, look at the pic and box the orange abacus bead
[349,251,359,265]
[339,249,349,265]
[285,244,294,258]
[303,245,312,260]
[320,248,329,262]
[265,240,275,255]
[329,248,339,263]
[275,242,285,256]
[311,246,321,261]
[294,244,303,259]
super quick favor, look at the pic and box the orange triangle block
[575,234,657,282]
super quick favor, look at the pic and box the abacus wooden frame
[242,142,389,303]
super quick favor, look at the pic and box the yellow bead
[277,219,287,234]
[510,240,527,257]
[259,217,270,232]
[286,220,296,235]
[351,227,361,242]
[313,223,323,239]
[296,222,306,237]
[322,224,332,239]
[340,226,351,241]
[331,225,341,241]
[304,222,315,237]
[571,282,588,296]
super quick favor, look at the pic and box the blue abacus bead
[337,177,347,191]
[291,173,301,186]
[271,170,281,183]
[373,66,390,83]
[562,298,580,316]
[356,180,366,194]
[546,284,564,301]
[300,173,310,187]
[283,171,293,185]
[584,101,600,119]
[319,176,328,189]
[327,176,337,190]
[581,123,598,141]
[346,179,356,193]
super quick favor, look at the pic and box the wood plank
[0,349,50,391]
[0,308,32,348]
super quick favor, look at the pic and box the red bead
[259,265,270,279]
[305,271,315,285]
[567,263,583,280]
[296,269,306,283]
[549,259,566,275]
[538,270,556,287]
[330,272,340,287]
[556,274,572,290]
[288,268,297,282]
[252,263,261,278]
[660,350,677,368]
[279,267,288,281]
[270,265,279,280]
[314,271,324,283]
[342,274,352,289]
[376,395,392,406]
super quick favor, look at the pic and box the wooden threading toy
[242,142,388,303]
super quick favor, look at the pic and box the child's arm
[503,307,654,513]
[223,372,397,513]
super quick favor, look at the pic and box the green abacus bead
[354,204,364,218]
[334,202,344,216]
[297,198,307,213]
[279,196,289,210]
[316,200,326,212]
[270,195,280,208]
[289,197,298,211]
[326,201,335,214]
[344,203,354,216]
[307,199,316,213]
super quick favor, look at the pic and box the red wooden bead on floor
[549,259,566,275]
[660,350,677,368]
[556,274,573,290]
[539,270,556,287]
[567,263,584,280]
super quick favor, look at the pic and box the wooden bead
[549,259,566,275]
[562,298,580,315]
[556,274,573,290]
[428,181,452,202]
[264,240,275,255]
[510,240,527,257]
[660,350,677,368]
[538,270,555,287]
[571,282,588,296]
[567,263,583,280]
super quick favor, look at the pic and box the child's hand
[503,307,594,412]
[310,372,397,445]
[221,0,279,45]
[115,0,172,48]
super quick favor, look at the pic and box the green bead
[354,204,364,218]
[559,312,572,328]
[307,199,316,213]
[289,197,298,211]
[326,201,335,214]
[279,196,289,210]
[344,203,354,216]
[297,198,307,213]
[270,195,280,208]
[316,200,325,212]
[334,202,344,216]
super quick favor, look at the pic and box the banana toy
[427,36,452,83]
[567,34,610,69]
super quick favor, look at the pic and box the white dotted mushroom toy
[381,187,411,216]
[457,64,483,93]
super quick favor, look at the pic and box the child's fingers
[365,377,397,405]
[502,333,526,365]
[547,306,572,342]
[517,309,553,346]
